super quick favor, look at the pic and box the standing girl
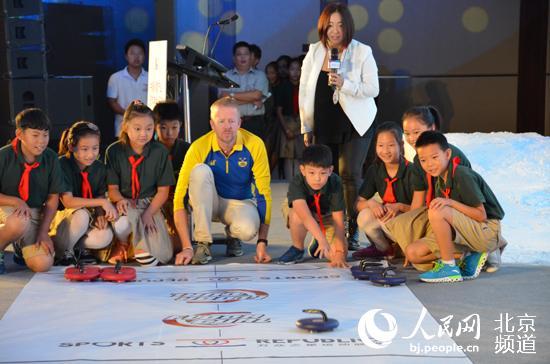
[106,100,175,266]
[51,121,116,263]
[354,122,423,258]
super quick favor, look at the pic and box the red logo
[170,289,268,303]
[163,312,271,328]
[176,338,246,348]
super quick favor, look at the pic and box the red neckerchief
[12,138,40,202]
[313,193,326,234]
[128,155,144,199]
[80,171,93,198]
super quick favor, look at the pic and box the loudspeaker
[0,77,47,143]
[0,18,45,48]
[47,76,94,139]
[1,0,42,17]
[0,48,47,78]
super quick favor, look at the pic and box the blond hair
[210,96,240,120]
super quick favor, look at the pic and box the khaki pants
[356,208,394,252]
[418,209,502,257]
[383,207,434,271]
[50,208,113,257]
[281,198,335,244]
[0,206,50,260]
[112,199,173,263]
[188,164,260,243]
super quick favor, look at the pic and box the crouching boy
[407,131,506,282]
[278,144,348,268]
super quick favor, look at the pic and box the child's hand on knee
[35,233,54,256]
[94,215,108,230]
[116,199,129,216]
[102,200,118,221]
[13,198,31,219]
[141,211,157,235]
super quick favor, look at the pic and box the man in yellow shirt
[173,97,272,265]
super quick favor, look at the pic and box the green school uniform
[59,155,107,198]
[435,165,505,220]
[287,173,344,216]
[105,140,175,199]
[167,138,190,180]
[413,143,471,191]
[0,140,65,208]
[359,159,418,204]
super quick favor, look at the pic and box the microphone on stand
[210,14,239,57]
[328,47,340,91]
[202,14,239,55]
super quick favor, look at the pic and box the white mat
[0,264,470,363]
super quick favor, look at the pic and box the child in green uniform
[277,144,348,268]
[153,101,190,255]
[50,121,117,264]
[408,131,507,282]
[354,122,424,259]
[0,108,65,274]
[384,106,474,271]
[106,100,175,266]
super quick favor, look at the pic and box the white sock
[442,259,455,266]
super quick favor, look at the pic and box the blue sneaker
[0,251,5,274]
[307,238,320,258]
[419,261,463,283]
[460,252,488,280]
[277,246,304,264]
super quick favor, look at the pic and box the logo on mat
[163,312,271,328]
[170,289,268,303]
[176,338,246,348]
[358,309,398,349]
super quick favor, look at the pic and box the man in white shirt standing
[107,39,148,137]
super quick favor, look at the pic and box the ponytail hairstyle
[373,121,404,163]
[58,121,101,157]
[401,105,442,131]
[119,99,155,145]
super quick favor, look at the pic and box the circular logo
[358,309,398,349]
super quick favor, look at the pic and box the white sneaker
[485,249,501,273]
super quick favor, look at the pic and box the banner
[0,264,470,363]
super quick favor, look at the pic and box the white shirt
[299,39,379,136]
[107,67,148,136]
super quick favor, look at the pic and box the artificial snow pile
[445,132,550,265]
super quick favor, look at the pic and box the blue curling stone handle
[370,275,406,286]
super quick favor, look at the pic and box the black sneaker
[0,251,5,274]
[226,238,244,257]
[12,242,26,266]
[76,248,98,265]
[346,220,361,251]
[55,249,77,266]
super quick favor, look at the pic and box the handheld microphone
[215,14,239,25]
[328,48,340,90]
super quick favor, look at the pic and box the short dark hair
[318,2,354,48]
[124,38,146,54]
[249,44,261,60]
[15,108,50,131]
[232,41,250,55]
[153,100,182,125]
[402,105,442,130]
[415,130,449,151]
[301,144,333,168]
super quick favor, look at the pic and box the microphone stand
[210,24,225,58]
[202,23,214,55]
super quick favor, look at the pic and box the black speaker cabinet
[1,18,45,48]
[1,0,42,17]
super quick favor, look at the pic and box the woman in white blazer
[299,2,379,250]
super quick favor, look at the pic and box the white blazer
[299,39,379,136]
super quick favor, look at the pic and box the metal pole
[182,73,192,143]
